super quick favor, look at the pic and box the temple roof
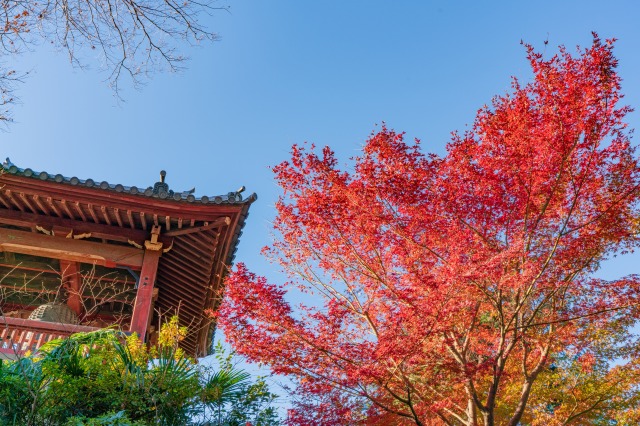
[0,159,257,357]
[3,158,257,205]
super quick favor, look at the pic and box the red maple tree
[219,35,640,425]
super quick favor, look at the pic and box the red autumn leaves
[219,35,640,425]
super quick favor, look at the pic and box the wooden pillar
[61,260,83,318]
[130,226,163,341]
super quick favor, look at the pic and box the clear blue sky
[3,1,639,311]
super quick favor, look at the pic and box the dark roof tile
[2,158,257,205]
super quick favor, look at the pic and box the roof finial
[152,170,171,197]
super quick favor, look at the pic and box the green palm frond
[201,367,252,406]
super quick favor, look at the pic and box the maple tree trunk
[508,379,535,426]
[508,342,550,426]
[467,399,478,426]
[482,411,494,426]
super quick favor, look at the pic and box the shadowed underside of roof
[0,160,256,357]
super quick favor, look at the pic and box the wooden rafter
[164,216,230,237]
[33,195,51,215]
[5,191,24,212]
[18,193,38,214]
[0,208,150,244]
[60,200,76,220]
[47,197,63,217]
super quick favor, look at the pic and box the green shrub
[0,318,280,426]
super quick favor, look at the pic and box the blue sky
[3,0,640,320]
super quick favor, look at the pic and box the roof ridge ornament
[152,170,171,199]
[2,160,256,205]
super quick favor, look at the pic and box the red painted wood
[129,248,162,341]
[0,173,250,357]
[0,316,101,357]
[61,260,83,317]
[0,207,151,243]
[0,227,144,269]
[0,316,100,334]
[0,175,246,219]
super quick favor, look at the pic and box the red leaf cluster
[219,35,640,425]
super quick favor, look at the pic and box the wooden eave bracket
[38,226,91,240]
[144,225,163,252]
[65,230,92,240]
[128,225,166,251]
[35,225,54,236]
[128,239,143,249]
[162,240,173,254]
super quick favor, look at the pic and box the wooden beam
[156,268,205,298]
[0,261,61,275]
[87,204,100,224]
[47,197,63,217]
[182,232,217,253]
[0,193,12,209]
[73,202,88,222]
[4,191,24,212]
[60,200,76,220]
[163,216,230,237]
[101,206,112,225]
[61,260,83,317]
[33,195,51,216]
[171,239,212,263]
[18,193,38,214]
[160,253,209,280]
[0,227,144,269]
[0,316,100,334]
[129,248,162,341]
[0,284,59,296]
[114,208,124,227]
[0,208,150,243]
[126,210,135,229]
[154,292,202,317]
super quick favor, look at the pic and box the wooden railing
[0,316,100,357]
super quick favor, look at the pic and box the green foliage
[222,379,280,426]
[0,318,280,426]
[0,357,40,424]
[199,342,280,426]
[66,411,145,426]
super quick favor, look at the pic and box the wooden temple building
[0,159,255,359]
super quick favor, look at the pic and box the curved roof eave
[2,158,257,206]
